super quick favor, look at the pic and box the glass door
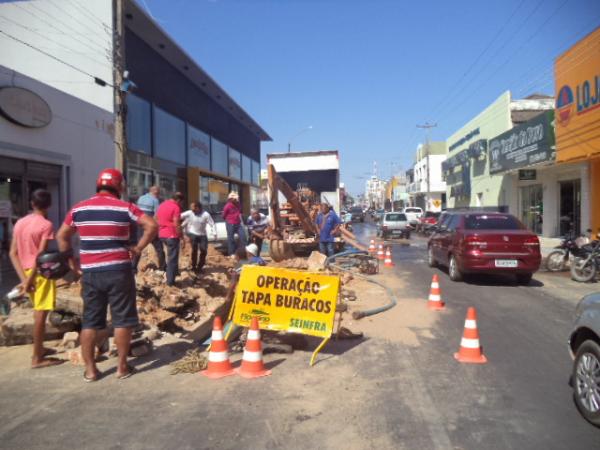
[520,184,543,234]
[559,180,581,235]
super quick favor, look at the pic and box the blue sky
[142,0,599,195]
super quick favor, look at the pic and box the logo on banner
[556,85,574,126]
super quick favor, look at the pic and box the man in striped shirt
[56,168,157,382]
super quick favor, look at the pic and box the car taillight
[524,236,540,246]
[465,235,487,249]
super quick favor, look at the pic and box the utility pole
[113,0,127,180]
[417,122,437,211]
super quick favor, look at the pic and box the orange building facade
[555,26,600,235]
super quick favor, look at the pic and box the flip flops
[116,365,137,380]
[83,370,102,383]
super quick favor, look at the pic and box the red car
[417,211,441,233]
[427,212,541,284]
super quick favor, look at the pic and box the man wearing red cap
[56,168,158,382]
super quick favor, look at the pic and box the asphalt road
[0,221,598,449]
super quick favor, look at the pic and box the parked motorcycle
[570,237,600,282]
[546,230,591,272]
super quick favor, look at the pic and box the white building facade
[408,142,446,211]
[0,0,115,240]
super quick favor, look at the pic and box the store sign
[555,27,600,162]
[187,125,210,170]
[0,87,52,128]
[519,169,536,181]
[488,111,555,174]
[449,127,480,151]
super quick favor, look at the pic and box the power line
[33,0,110,50]
[432,0,546,122]
[0,29,112,87]
[11,2,110,57]
[0,14,112,67]
[428,0,528,119]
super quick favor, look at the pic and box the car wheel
[516,273,533,285]
[382,232,388,239]
[573,340,600,427]
[427,246,437,268]
[448,254,463,282]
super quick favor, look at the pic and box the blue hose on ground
[325,249,398,319]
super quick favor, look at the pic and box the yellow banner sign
[232,265,339,338]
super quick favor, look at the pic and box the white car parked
[402,207,423,226]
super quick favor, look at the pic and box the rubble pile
[0,243,235,346]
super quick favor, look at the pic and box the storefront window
[251,160,260,186]
[229,148,241,180]
[242,155,252,183]
[153,106,185,164]
[187,125,211,170]
[211,138,228,176]
[159,174,179,199]
[127,168,153,201]
[207,177,229,214]
[126,94,151,155]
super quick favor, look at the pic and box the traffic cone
[454,307,487,364]
[201,316,235,378]
[377,244,385,260]
[384,247,395,267]
[368,239,376,253]
[235,317,272,378]
[427,274,445,310]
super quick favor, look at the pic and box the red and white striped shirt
[64,192,143,272]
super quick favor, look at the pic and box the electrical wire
[0,14,112,67]
[428,0,529,120]
[0,29,112,87]
[11,2,110,56]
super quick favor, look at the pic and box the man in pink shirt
[9,189,62,368]
[222,191,246,256]
[156,192,184,286]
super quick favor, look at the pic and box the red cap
[96,168,124,194]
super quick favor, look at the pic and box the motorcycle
[570,237,600,282]
[545,230,591,272]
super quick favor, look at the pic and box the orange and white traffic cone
[368,240,376,253]
[236,317,272,378]
[384,247,395,267]
[427,274,445,310]
[377,244,385,260]
[201,316,235,378]
[454,307,487,364]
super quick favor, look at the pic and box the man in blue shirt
[315,203,341,257]
[133,186,165,272]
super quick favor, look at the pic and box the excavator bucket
[269,239,295,262]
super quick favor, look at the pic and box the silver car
[377,212,410,239]
[569,291,600,427]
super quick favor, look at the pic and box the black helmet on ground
[36,251,70,280]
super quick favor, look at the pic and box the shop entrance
[520,184,543,234]
[559,179,581,235]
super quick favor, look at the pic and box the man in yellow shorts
[9,189,62,368]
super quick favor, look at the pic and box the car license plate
[392,230,403,235]
[495,259,517,268]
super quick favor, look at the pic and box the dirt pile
[134,243,234,333]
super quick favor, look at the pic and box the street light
[287,125,313,152]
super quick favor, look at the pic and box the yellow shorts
[25,269,56,311]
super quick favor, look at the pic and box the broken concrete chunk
[62,331,80,349]
[307,251,328,271]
